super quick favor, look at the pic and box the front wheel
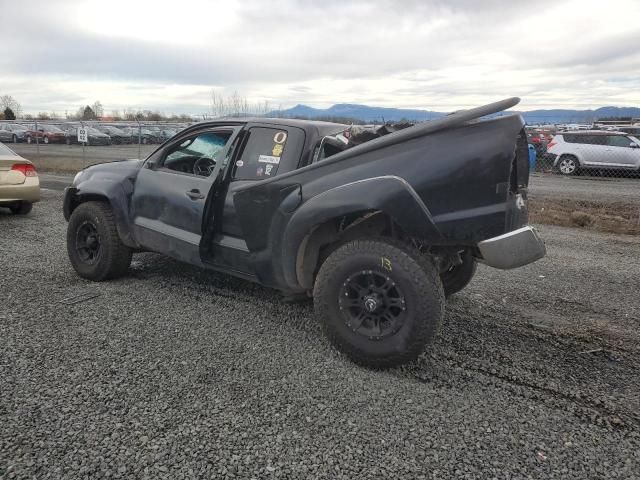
[43,136,49,144]
[26,136,32,144]
[12,134,18,143]
[314,239,444,368]
[67,201,132,281]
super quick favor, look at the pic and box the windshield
[46,125,64,133]
[0,143,18,156]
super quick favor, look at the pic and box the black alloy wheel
[338,270,407,339]
[75,220,102,264]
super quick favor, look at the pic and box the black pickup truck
[63,98,545,368]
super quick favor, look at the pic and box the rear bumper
[0,178,41,203]
[477,226,545,269]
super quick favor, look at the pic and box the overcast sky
[1,0,639,115]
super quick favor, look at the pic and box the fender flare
[280,175,443,290]
[64,179,138,248]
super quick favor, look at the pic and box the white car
[547,131,640,175]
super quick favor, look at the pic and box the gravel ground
[1,190,639,479]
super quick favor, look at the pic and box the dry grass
[529,197,640,236]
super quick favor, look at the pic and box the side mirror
[630,142,639,148]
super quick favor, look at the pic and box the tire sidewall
[10,201,32,215]
[441,250,477,297]
[67,204,115,280]
[315,241,443,365]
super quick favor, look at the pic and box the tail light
[547,140,557,149]
[12,163,38,177]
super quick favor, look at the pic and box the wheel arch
[282,176,444,291]
[64,183,138,248]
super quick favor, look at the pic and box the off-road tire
[9,202,33,215]
[440,250,477,298]
[67,201,132,281]
[313,238,445,369]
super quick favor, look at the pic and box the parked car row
[0,122,185,145]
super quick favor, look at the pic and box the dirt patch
[529,197,640,235]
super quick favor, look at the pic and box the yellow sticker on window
[272,143,284,156]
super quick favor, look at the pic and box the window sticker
[273,131,287,144]
[258,155,280,164]
[265,164,274,176]
[236,160,244,167]
[256,166,264,176]
[272,143,284,156]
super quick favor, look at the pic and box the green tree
[3,107,15,120]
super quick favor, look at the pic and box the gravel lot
[1,189,639,479]
[529,173,640,203]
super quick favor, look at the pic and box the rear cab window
[232,126,305,180]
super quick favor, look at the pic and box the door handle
[186,189,204,200]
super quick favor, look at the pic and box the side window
[576,135,604,145]
[607,135,632,148]
[233,127,289,180]
[162,131,231,177]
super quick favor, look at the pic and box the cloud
[0,0,638,114]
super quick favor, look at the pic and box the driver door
[130,127,239,265]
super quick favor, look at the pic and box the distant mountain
[271,103,640,124]
[273,103,444,122]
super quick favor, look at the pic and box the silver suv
[548,131,640,175]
